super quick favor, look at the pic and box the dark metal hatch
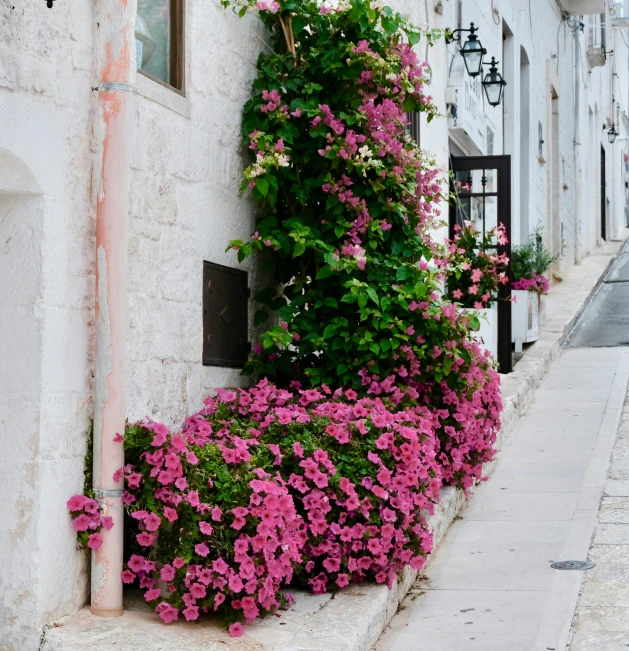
[202,261,250,367]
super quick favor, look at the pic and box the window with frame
[135,0,185,93]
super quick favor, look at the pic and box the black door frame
[450,155,512,374]
[601,145,607,241]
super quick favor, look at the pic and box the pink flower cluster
[512,273,549,295]
[184,380,442,593]
[117,419,305,632]
[112,365,501,634]
[67,494,114,550]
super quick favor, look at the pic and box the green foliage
[224,0,486,392]
[511,225,558,282]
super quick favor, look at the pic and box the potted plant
[446,221,510,359]
[510,227,557,351]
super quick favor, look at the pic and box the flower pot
[511,289,539,352]
[462,303,498,359]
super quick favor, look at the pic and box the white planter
[538,293,547,327]
[511,289,539,352]
[462,303,498,359]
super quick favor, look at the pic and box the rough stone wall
[126,2,265,428]
[0,1,96,650]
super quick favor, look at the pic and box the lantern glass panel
[483,72,504,106]
[462,40,484,77]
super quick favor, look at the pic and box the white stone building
[0,0,627,648]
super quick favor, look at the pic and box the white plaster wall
[0,1,96,649]
[126,1,266,428]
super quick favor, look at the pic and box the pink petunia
[101,515,114,530]
[229,622,245,637]
[87,533,103,549]
[144,588,162,602]
[163,507,178,523]
[128,555,146,573]
[199,521,213,535]
[144,513,161,532]
[137,532,157,547]
[195,543,210,557]
[67,494,88,512]
[156,602,179,624]
[72,514,92,532]
[160,564,176,582]
[121,570,136,584]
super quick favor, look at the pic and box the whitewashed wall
[0,1,264,649]
[0,1,95,649]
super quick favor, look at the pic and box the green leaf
[396,265,411,281]
[369,342,380,355]
[334,225,345,238]
[381,16,397,35]
[255,177,269,197]
[341,292,357,304]
[322,324,337,339]
[358,294,368,308]
[365,287,379,306]
[323,297,338,308]
[469,316,481,331]
[262,63,277,79]
[316,266,334,280]
[293,241,306,257]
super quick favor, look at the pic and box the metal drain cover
[550,560,594,571]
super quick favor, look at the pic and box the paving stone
[593,524,629,545]
[573,607,629,632]
[570,631,629,650]
[599,497,629,523]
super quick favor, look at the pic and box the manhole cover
[550,560,594,571]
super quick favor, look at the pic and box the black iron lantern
[607,123,618,144]
[482,57,507,107]
[448,23,487,78]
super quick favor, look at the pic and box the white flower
[276,154,290,167]
[358,145,373,159]
[250,164,265,178]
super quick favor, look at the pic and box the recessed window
[135,0,184,93]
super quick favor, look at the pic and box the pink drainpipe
[91,0,134,617]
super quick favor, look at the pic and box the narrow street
[376,246,629,651]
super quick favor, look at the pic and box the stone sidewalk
[567,371,629,650]
[376,347,629,651]
[41,239,628,651]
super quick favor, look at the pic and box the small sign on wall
[202,261,250,368]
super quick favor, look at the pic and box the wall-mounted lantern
[482,57,507,107]
[605,123,618,144]
[447,22,487,78]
